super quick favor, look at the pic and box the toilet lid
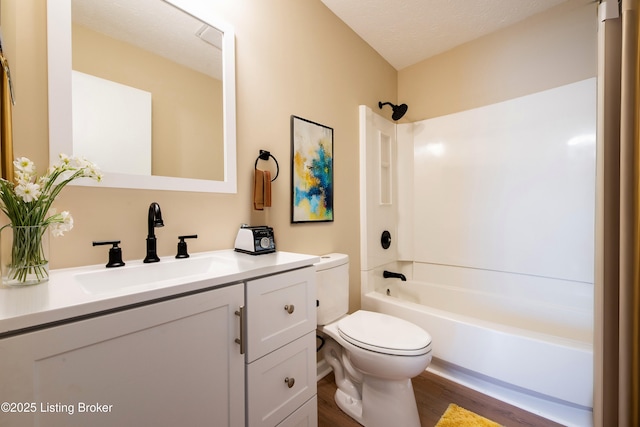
[337,310,432,356]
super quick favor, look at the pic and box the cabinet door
[0,284,245,427]
[245,267,316,362]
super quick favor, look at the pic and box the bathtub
[361,268,593,427]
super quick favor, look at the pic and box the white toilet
[316,253,432,427]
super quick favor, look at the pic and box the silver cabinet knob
[284,377,295,388]
[284,304,295,314]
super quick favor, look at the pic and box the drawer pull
[284,377,295,388]
[284,304,295,314]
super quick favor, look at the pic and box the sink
[76,255,235,295]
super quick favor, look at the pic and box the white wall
[403,78,596,284]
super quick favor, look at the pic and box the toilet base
[334,376,421,427]
[334,388,364,424]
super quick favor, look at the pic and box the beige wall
[398,0,598,121]
[3,0,397,312]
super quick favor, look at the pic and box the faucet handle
[176,235,198,258]
[93,240,126,268]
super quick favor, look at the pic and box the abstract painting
[291,116,334,223]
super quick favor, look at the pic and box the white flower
[14,157,36,175]
[73,157,89,168]
[58,153,72,167]
[14,182,41,203]
[54,154,102,181]
[14,170,30,185]
[1,154,101,244]
[83,164,103,181]
[50,211,74,237]
[37,174,51,187]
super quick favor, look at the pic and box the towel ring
[254,149,279,181]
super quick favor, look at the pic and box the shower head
[378,101,408,121]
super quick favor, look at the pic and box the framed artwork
[291,115,334,223]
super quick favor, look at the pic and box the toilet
[316,253,432,427]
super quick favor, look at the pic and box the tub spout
[383,270,406,281]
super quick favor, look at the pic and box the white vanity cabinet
[245,267,318,427]
[0,283,245,427]
[0,250,321,427]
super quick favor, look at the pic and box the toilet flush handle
[284,304,295,314]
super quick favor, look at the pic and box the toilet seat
[337,310,432,356]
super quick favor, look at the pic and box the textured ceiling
[72,0,222,80]
[320,0,570,70]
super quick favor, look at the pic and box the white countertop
[0,250,319,336]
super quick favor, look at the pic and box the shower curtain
[0,41,14,181]
[597,0,640,426]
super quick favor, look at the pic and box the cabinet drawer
[277,396,317,427]
[247,332,317,427]
[246,267,316,361]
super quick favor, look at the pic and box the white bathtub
[361,270,593,427]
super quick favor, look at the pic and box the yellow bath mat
[435,403,503,427]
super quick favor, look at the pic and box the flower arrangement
[0,154,102,284]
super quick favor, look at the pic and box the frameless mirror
[47,0,237,193]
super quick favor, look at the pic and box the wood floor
[317,370,565,427]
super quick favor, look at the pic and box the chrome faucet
[143,202,164,263]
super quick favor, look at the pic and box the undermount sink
[76,255,234,295]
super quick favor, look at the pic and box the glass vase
[1,225,50,286]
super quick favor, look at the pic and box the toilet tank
[316,253,350,326]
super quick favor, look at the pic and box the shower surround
[359,78,596,427]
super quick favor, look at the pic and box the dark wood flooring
[317,370,565,427]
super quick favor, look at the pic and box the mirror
[47,0,237,193]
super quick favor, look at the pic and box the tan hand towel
[263,170,272,207]
[254,169,264,210]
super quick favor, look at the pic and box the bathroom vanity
[0,250,319,427]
